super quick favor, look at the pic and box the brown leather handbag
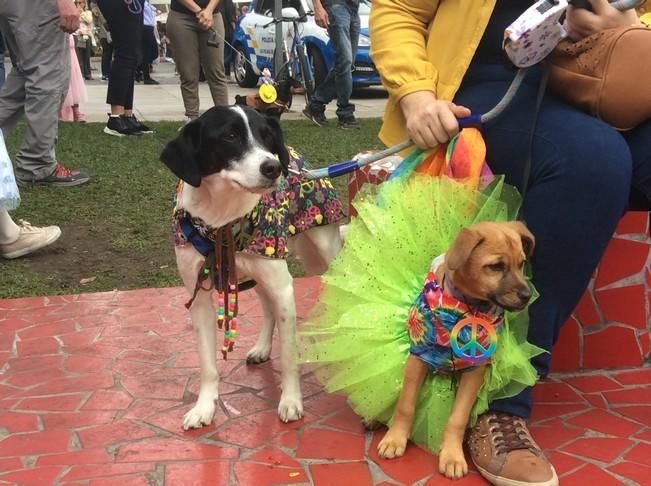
[548,26,651,130]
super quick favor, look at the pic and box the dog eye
[223,132,237,142]
[487,262,505,272]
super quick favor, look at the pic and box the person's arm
[313,0,328,28]
[565,0,643,39]
[176,0,204,15]
[56,0,80,33]
[197,0,220,30]
[370,0,441,101]
[370,0,470,149]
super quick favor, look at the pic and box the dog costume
[300,136,543,454]
[172,146,345,259]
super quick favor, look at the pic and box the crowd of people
[0,0,247,261]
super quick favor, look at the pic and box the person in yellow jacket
[369,1,650,485]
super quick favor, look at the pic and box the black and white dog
[161,105,305,429]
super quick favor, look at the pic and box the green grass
[2,118,383,298]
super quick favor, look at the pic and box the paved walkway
[0,278,649,485]
[82,61,388,123]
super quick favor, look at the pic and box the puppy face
[160,105,290,191]
[444,221,535,312]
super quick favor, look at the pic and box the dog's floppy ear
[507,221,536,258]
[265,115,290,176]
[160,120,203,187]
[446,227,484,271]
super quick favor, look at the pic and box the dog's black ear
[508,221,536,258]
[160,120,203,187]
[446,227,484,271]
[265,115,290,176]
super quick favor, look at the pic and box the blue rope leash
[302,69,527,180]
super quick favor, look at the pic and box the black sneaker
[103,115,142,137]
[302,107,329,127]
[28,163,90,187]
[124,115,155,134]
[143,78,159,85]
[338,116,360,130]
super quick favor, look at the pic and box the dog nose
[517,287,532,303]
[260,158,282,180]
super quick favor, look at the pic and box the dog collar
[173,182,242,359]
[426,273,504,322]
[441,273,498,315]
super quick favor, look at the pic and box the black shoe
[124,114,155,134]
[23,163,91,187]
[143,78,159,85]
[338,116,360,130]
[302,107,329,127]
[103,115,142,137]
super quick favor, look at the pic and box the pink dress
[59,35,88,121]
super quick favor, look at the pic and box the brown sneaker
[466,412,559,486]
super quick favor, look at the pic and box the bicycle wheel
[297,46,315,104]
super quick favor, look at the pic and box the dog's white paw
[246,343,272,364]
[182,401,216,430]
[278,391,303,423]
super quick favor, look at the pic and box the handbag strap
[519,64,549,212]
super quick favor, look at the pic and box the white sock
[0,210,20,244]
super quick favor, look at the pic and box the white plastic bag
[0,131,20,211]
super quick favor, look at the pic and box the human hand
[565,0,642,40]
[56,0,81,33]
[314,5,329,28]
[196,9,214,30]
[400,91,471,149]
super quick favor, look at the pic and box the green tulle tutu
[299,174,543,453]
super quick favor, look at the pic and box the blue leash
[302,69,527,180]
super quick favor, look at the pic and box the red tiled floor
[0,279,649,485]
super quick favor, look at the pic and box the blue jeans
[308,1,359,120]
[454,64,651,418]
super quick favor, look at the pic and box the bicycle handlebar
[260,11,314,29]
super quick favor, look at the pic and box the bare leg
[378,355,428,459]
[439,366,486,479]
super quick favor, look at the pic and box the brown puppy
[377,221,535,480]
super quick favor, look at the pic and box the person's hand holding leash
[196,8,214,30]
[400,91,471,149]
[565,0,642,40]
[56,0,80,33]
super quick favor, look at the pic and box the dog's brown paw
[438,447,468,480]
[377,430,408,459]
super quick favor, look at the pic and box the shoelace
[489,413,538,455]
[53,164,77,178]
[17,220,37,233]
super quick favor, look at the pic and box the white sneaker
[0,220,62,259]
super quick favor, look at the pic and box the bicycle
[260,11,316,107]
